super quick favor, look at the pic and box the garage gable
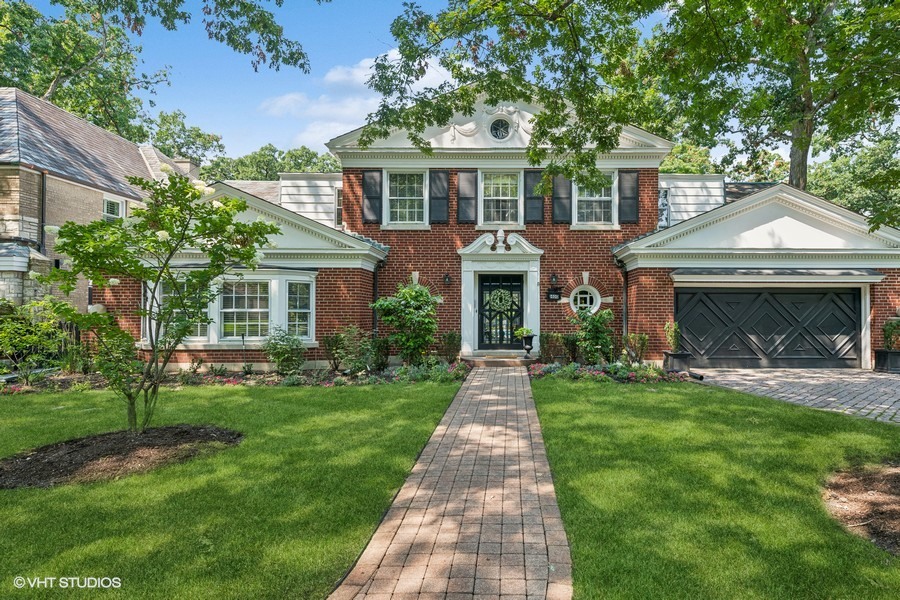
[614,184,900,269]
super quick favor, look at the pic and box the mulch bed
[823,463,900,555]
[0,424,242,489]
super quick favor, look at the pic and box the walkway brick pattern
[330,367,573,600]
[704,368,900,423]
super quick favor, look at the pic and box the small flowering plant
[44,173,280,432]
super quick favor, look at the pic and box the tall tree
[150,110,224,164]
[659,143,722,175]
[362,1,898,191]
[808,129,900,230]
[201,144,340,181]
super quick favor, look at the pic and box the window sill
[569,224,621,231]
[380,223,431,231]
[137,341,319,351]
[476,224,525,231]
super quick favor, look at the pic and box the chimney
[173,157,201,179]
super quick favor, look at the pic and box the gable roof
[613,183,900,269]
[0,87,183,200]
[221,180,280,204]
[724,181,778,202]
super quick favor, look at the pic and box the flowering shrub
[391,360,471,383]
[528,362,688,383]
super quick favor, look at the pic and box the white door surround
[458,231,543,356]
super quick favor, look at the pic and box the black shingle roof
[0,88,182,199]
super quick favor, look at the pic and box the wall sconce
[549,273,558,285]
[443,273,452,285]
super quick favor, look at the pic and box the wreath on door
[487,288,513,312]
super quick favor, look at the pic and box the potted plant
[874,318,900,373]
[514,326,536,359]
[663,321,693,372]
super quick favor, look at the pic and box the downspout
[616,257,628,337]
[372,259,385,337]
[39,170,48,251]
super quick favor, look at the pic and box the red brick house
[101,100,900,370]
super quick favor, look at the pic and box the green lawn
[531,380,900,600]
[0,383,459,599]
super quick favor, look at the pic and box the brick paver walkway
[330,367,572,600]
[704,369,900,423]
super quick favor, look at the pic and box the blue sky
[35,0,449,156]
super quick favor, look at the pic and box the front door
[478,274,524,349]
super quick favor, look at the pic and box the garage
[675,288,861,368]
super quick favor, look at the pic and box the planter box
[664,351,693,372]
[874,349,900,373]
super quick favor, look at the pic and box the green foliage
[659,143,722,174]
[336,326,388,375]
[539,333,565,362]
[570,309,615,365]
[622,333,649,365]
[391,361,470,384]
[207,363,229,377]
[513,326,534,340]
[664,321,681,353]
[44,172,278,431]
[724,147,788,183]
[262,327,306,375]
[200,144,340,181]
[241,363,254,376]
[0,298,72,384]
[561,333,580,363]
[321,333,345,371]
[150,110,224,164]
[884,321,900,352]
[369,337,391,372]
[438,331,462,363]
[528,361,685,383]
[59,339,94,375]
[809,129,900,231]
[68,381,93,393]
[371,284,440,366]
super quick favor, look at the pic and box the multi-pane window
[577,176,614,224]
[220,282,269,338]
[483,173,519,223]
[103,198,123,222]
[335,189,343,227]
[388,173,425,223]
[160,281,208,338]
[287,282,312,338]
[572,289,597,312]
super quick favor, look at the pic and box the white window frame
[569,285,602,314]
[218,280,272,340]
[102,197,124,222]
[572,170,619,230]
[286,279,314,340]
[334,187,344,229]
[478,170,524,228]
[382,170,429,230]
[159,281,210,341]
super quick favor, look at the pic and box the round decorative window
[489,118,511,140]
[569,285,601,314]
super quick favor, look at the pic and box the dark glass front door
[478,274,524,349]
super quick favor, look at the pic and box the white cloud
[323,48,453,92]
[292,120,362,150]
[259,92,379,121]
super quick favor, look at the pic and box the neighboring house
[0,87,195,308]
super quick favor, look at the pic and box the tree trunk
[789,118,814,190]
[126,398,137,432]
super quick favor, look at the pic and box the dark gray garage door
[675,288,861,368]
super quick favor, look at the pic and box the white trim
[670,272,885,284]
[569,284,602,314]
[337,155,668,170]
[382,169,429,228]
[102,197,124,222]
[572,170,618,227]
[479,170,525,227]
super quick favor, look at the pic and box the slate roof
[0,87,183,200]
[724,181,778,202]
[222,180,280,204]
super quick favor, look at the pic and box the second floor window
[576,174,614,224]
[388,173,425,223]
[220,281,269,338]
[483,172,519,224]
[103,198,123,222]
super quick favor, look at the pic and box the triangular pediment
[625,184,900,253]
[327,100,673,153]
[458,232,544,257]
[209,183,384,255]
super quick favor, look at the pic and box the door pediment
[458,231,545,259]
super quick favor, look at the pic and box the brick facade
[872,268,900,354]
[343,168,661,341]
[625,268,675,360]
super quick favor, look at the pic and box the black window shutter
[524,170,544,224]
[618,170,639,224]
[457,170,477,224]
[429,170,449,224]
[362,170,382,224]
[552,175,572,224]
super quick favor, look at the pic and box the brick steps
[462,357,538,368]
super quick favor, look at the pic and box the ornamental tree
[46,172,279,432]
